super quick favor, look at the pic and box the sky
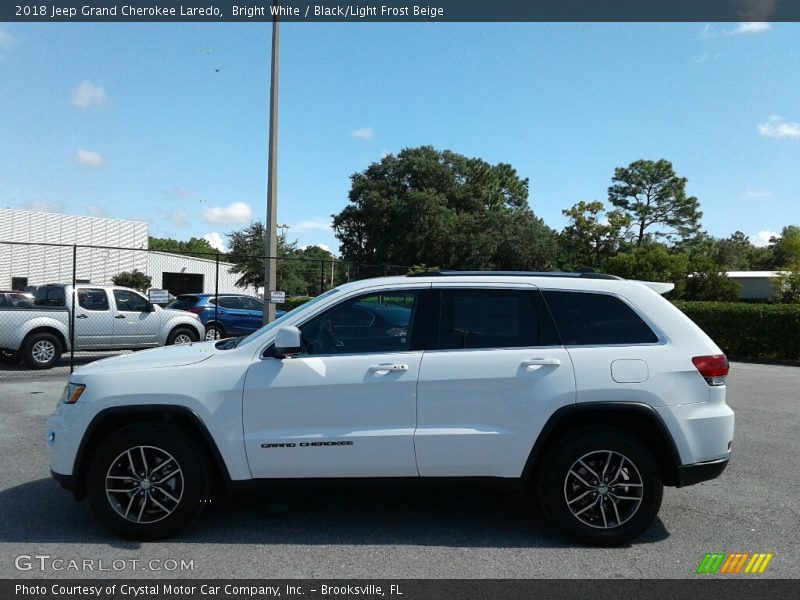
[1,22,799,254]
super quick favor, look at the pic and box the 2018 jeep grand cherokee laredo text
[47,272,734,545]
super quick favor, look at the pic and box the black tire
[0,349,21,365]
[86,423,210,540]
[21,332,62,369]
[204,323,224,342]
[537,427,663,546]
[166,327,199,345]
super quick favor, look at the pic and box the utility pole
[263,0,280,325]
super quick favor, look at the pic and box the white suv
[47,272,734,545]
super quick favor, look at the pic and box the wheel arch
[22,326,68,353]
[522,402,682,487]
[72,405,231,500]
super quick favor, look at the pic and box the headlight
[61,383,86,404]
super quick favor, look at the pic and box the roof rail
[406,270,623,280]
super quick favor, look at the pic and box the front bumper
[675,457,729,487]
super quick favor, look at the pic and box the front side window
[113,289,150,312]
[216,296,244,309]
[240,296,264,311]
[435,288,540,350]
[542,291,658,345]
[299,291,418,355]
[77,288,109,311]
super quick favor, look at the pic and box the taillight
[186,307,205,314]
[692,355,729,386]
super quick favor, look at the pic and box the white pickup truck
[0,284,205,369]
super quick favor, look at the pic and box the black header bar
[3,1,800,23]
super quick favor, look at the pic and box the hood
[74,341,216,375]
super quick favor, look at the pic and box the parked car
[47,271,733,545]
[0,284,205,369]
[166,293,285,341]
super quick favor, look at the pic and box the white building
[725,271,783,301]
[0,208,254,296]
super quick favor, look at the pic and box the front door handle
[114,315,126,319]
[521,358,561,368]
[368,364,409,373]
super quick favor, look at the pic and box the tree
[148,236,216,258]
[603,244,690,291]
[332,146,559,270]
[770,225,800,268]
[226,222,336,295]
[714,231,775,271]
[608,159,702,246]
[111,269,152,293]
[560,200,631,269]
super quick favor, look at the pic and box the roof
[725,271,784,278]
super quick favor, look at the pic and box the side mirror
[274,326,302,358]
[146,302,156,312]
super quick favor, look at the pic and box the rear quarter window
[542,291,658,346]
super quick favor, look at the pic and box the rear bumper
[675,457,729,488]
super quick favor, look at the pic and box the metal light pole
[263,1,280,325]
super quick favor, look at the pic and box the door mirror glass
[274,326,302,357]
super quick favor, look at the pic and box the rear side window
[542,291,658,346]
[77,288,109,311]
[436,289,541,350]
[35,287,65,307]
[168,295,200,310]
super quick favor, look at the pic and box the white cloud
[729,22,771,35]
[744,188,771,199]
[202,201,252,225]
[752,230,778,247]
[19,200,65,214]
[291,219,333,232]
[75,149,105,167]
[0,27,17,60]
[758,116,800,139]
[301,243,331,253]
[87,204,112,218]
[167,210,187,227]
[352,127,374,140]
[72,80,107,108]
[701,21,772,38]
[203,232,227,252]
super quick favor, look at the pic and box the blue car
[166,293,285,341]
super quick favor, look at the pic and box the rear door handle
[75,314,88,319]
[368,364,409,373]
[521,358,561,367]
[115,315,126,319]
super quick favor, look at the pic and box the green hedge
[673,301,800,361]
[279,296,313,311]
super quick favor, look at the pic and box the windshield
[236,288,341,347]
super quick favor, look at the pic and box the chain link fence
[0,240,410,373]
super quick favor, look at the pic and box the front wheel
[167,327,198,346]
[537,428,663,546]
[86,424,209,540]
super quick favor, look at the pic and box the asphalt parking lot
[0,361,797,579]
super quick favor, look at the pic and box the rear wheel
[21,332,62,369]
[86,424,209,540]
[167,327,198,345]
[204,323,224,341]
[537,428,663,546]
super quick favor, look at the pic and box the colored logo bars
[696,553,774,574]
